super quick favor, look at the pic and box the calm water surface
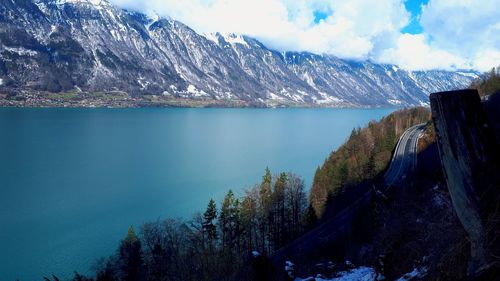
[0,107,395,281]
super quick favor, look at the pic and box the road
[268,123,426,275]
[383,124,426,187]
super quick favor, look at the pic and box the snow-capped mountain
[0,0,478,107]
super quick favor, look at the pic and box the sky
[109,0,499,71]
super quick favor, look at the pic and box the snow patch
[419,100,430,107]
[388,99,402,105]
[313,92,342,105]
[203,32,220,44]
[187,84,197,93]
[392,66,399,72]
[456,72,479,78]
[268,92,284,101]
[57,0,105,6]
[303,72,316,87]
[137,77,150,89]
[296,267,376,281]
[0,78,3,86]
[279,89,305,102]
[4,47,38,56]
[186,84,209,97]
[395,266,428,281]
[252,251,260,257]
[221,33,249,47]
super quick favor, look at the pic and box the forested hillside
[310,108,431,217]
[60,171,315,281]
[470,66,500,96]
[44,108,436,281]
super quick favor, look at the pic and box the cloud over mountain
[109,0,499,71]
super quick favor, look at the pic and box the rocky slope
[0,0,478,107]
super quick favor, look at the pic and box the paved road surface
[268,123,426,274]
[384,124,426,187]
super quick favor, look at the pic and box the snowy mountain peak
[54,0,110,7]
[203,32,249,47]
[221,33,249,47]
[203,32,220,44]
[0,0,478,107]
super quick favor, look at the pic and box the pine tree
[259,167,273,253]
[365,153,376,179]
[118,226,143,281]
[272,172,287,249]
[286,173,306,240]
[203,199,218,242]
[219,190,235,249]
[240,188,259,252]
[303,203,318,231]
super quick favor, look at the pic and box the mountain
[0,0,478,107]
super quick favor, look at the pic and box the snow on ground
[137,77,150,89]
[395,266,428,281]
[222,33,249,47]
[419,100,430,107]
[313,92,342,105]
[0,78,3,86]
[456,72,479,78]
[388,99,403,105]
[203,32,220,44]
[186,84,209,97]
[268,92,284,101]
[302,72,316,87]
[57,0,105,6]
[295,267,376,281]
[4,47,38,56]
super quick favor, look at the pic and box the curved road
[383,124,426,187]
[268,123,426,274]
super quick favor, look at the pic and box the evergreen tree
[365,153,376,179]
[309,107,431,218]
[272,172,287,249]
[240,188,259,252]
[202,198,218,242]
[219,190,235,249]
[118,226,143,281]
[286,173,307,240]
[303,203,318,231]
[259,167,273,253]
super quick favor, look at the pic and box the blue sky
[111,0,499,71]
[401,0,428,34]
[312,0,427,33]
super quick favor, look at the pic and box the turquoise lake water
[0,107,395,281]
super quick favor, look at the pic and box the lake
[0,107,395,281]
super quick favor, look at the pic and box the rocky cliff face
[430,90,500,276]
[0,0,478,107]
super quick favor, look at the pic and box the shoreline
[0,89,411,109]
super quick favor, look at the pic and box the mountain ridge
[0,0,478,107]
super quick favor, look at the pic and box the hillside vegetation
[470,66,500,96]
[310,107,431,217]
[45,108,436,281]
[62,171,315,281]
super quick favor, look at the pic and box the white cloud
[109,0,500,71]
[473,49,500,72]
[378,34,467,70]
[418,0,500,71]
